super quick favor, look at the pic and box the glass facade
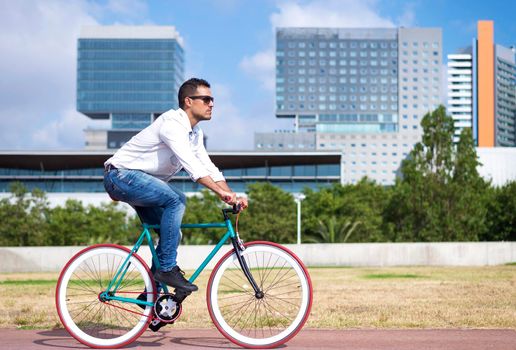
[77,28,185,149]
[112,113,153,129]
[263,27,442,186]
[276,28,399,133]
[0,164,340,194]
[77,38,184,119]
[494,52,516,147]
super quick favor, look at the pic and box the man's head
[178,78,214,122]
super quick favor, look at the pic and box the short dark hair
[178,78,211,109]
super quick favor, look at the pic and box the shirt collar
[177,108,200,135]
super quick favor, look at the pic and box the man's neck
[184,109,199,128]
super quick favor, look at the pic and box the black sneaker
[149,318,169,332]
[136,292,148,310]
[154,266,198,292]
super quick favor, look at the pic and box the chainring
[154,293,182,323]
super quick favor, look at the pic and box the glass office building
[77,26,184,149]
[494,45,516,146]
[275,28,399,134]
[256,27,442,185]
[0,151,341,195]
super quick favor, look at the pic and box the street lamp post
[294,193,306,245]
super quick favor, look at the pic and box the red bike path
[1,328,515,349]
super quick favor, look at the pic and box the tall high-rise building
[447,21,516,146]
[494,44,516,146]
[77,25,184,149]
[447,50,473,142]
[256,27,442,185]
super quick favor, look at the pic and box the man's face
[187,86,214,121]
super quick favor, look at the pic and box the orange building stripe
[477,20,495,147]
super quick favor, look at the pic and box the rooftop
[80,25,184,47]
[0,150,342,171]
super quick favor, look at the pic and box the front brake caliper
[236,234,246,252]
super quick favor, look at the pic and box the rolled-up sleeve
[159,119,211,181]
[194,129,225,182]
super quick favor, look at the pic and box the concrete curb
[0,242,514,273]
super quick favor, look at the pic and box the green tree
[182,190,226,244]
[484,181,516,241]
[86,202,139,245]
[384,106,489,241]
[45,199,90,245]
[450,128,490,240]
[0,182,48,246]
[238,182,296,243]
[303,179,390,243]
[304,216,360,243]
[45,200,137,246]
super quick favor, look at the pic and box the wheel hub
[98,291,108,302]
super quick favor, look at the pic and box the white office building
[447,52,473,143]
[256,27,443,185]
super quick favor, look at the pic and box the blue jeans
[103,168,186,272]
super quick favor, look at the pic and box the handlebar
[223,203,242,214]
[222,203,242,220]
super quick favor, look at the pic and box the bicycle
[55,205,313,349]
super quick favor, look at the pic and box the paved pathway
[1,328,515,349]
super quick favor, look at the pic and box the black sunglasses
[188,95,214,104]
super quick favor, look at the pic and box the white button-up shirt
[105,108,224,183]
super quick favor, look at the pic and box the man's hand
[197,176,245,208]
[236,196,248,210]
[220,190,237,204]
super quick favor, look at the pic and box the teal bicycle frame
[99,209,248,309]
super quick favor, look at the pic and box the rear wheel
[56,244,155,348]
[207,241,313,348]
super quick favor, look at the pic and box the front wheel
[207,241,313,349]
[55,244,156,349]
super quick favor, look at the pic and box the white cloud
[105,0,148,20]
[239,49,276,90]
[201,83,264,150]
[32,109,90,149]
[199,82,294,150]
[0,0,149,150]
[239,0,399,91]
[395,2,417,27]
[270,0,395,28]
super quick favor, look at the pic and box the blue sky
[0,0,514,150]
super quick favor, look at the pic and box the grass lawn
[0,266,514,330]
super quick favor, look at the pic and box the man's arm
[215,180,248,209]
[196,176,236,204]
[216,180,232,192]
[196,177,248,209]
[192,130,247,208]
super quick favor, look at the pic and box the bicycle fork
[230,236,264,299]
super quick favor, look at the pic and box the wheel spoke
[209,243,312,347]
[57,246,152,347]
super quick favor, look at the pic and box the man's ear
[183,96,192,109]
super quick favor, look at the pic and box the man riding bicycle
[103,78,248,293]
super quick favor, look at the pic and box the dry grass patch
[307,266,516,329]
[0,266,514,330]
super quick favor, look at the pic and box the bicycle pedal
[149,318,171,332]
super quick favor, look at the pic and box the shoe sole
[153,276,198,292]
